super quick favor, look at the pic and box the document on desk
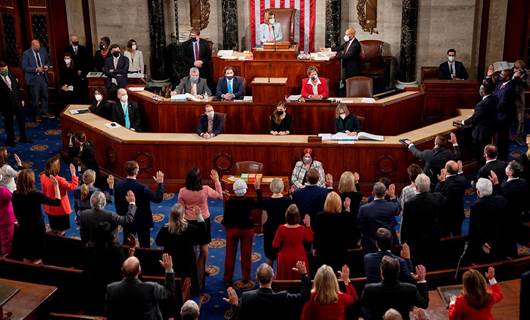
[287,95,302,102]
[170,94,188,101]
[128,87,145,92]
[69,108,90,115]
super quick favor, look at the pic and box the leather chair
[360,40,384,76]
[420,66,439,82]
[235,161,264,174]
[345,76,373,97]
[264,8,296,43]
[356,115,365,131]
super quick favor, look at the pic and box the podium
[251,43,298,60]
[251,77,288,104]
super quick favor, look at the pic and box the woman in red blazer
[301,264,358,320]
[301,66,329,99]
[448,267,503,320]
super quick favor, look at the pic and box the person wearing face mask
[291,148,326,191]
[93,36,111,72]
[269,102,292,135]
[64,34,92,79]
[123,39,144,74]
[258,11,283,45]
[335,104,361,136]
[0,61,30,146]
[89,88,114,121]
[111,88,142,131]
[216,66,245,100]
[438,49,469,80]
[174,67,212,98]
[197,104,224,139]
[301,66,329,100]
[331,27,361,79]
[59,52,82,109]
[103,44,129,100]
[182,29,212,82]
[22,39,53,120]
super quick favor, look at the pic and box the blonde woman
[314,192,350,271]
[338,171,362,247]
[335,104,361,135]
[73,170,114,223]
[301,264,358,320]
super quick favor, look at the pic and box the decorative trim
[199,0,210,30]
[356,0,378,34]
[375,155,397,177]
[213,153,233,172]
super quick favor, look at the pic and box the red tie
[194,42,200,61]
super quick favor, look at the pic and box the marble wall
[65,0,86,44]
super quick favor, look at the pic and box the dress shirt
[307,78,321,97]
[1,75,11,90]
[113,56,119,69]
[193,41,200,61]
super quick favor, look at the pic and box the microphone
[454,241,469,280]
[271,25,277,52]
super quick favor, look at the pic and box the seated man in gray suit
[173,67,212,99]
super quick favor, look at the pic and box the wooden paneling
[503,0,530,63]
[422,80,480,123]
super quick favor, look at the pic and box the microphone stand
[454,241,469,280]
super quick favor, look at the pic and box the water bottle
[204,91,209,101]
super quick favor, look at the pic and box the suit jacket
[105,272,175,320]
[358,199,400,253]
[181,39,211,78]
[333,38,362,78]
[65,44,92,76]
[335,114,361,133]
[435,174,468,235]
[364,251,414,284]
[521,271,530,320]
[89,100,114,121]
[229,274,311,320]
[464,95,498,142]
[22,47,50,84]
[0,71,23,114]
[361,281,429,320]
[258,23,283,44]
[103,55,129,89]
[114,178,164,230]
[300,77,329,98]
[79,204,136,247]
[478,159,507,181]
[492,79,517,126]
[216,76,245,99]
[196,113,224,136]
[111,101,142,131]
[174,76,212,96]
[438,61,469,80]
[408,145,461,181]
[292,185,330,227]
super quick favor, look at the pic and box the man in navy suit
[0,61,30,146]
[215,66,244,100]
[197,104,224,139]
[114,161,164,248]
[111,88,142,131]
[292,168,332,229]
[438,49,468,80]
[358,182,400,253]
[103,44,129,100]
[332,27,361,79]
[22,39,54,120]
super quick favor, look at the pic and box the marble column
[398,0,418,83]
[148,0,166,79]
[222,0,239,50]
[325,0,341,48]
[173,0,179,39]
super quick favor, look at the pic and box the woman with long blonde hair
[338,171,362,247]
[301,264,358,320]
[73,170,114,223]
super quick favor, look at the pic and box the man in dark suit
[114,161,164,248]
[292,168,332,228]
[364,228,414,284]
[462,84,498,165]
[435,161,469,236]
[402,174,446,267]
[174,67,212,97]
[332,27,361,79]
[215,66,245,100]
[521,271,530,320]
[478,144,507,181]
[438,49,469,80]
[103,44,129,100]
[112,88,142,131]
[64,35,92,78]
[106,253,175,320]
[0,61,30,146]
[224,261,310,320]
[22,39,54,120]
[405,133,461,184]
[361,256,429,320]
[358,182,400,253]
[197,104,224,138]
[181,29,212,81]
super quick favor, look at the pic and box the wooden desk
[87,74,146,97]
[129,90,424,136]
[61,104,471,193]
[422,80,480,122]
[212,56,340,96]
[251,77,288,104]
[0,278,56,320]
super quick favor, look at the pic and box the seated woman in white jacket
[123,39,144,74]
[259,12,283,45]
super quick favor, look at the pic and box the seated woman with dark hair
[335,104,361,135]
[270,102,292,135]
[89,88,114,120]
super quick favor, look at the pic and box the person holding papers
[270,102,292,135]
[259,11,283,45]
[215,66,245,101]
[300,66,329,100]
[197,104,224,139]
[111,88,142,131]
[332,27,361,79]
[335,104,361,136]
[174,67,211,98]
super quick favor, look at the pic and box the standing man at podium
[259,11,283,44]
[182,29,211,81]
[332,28,361,79]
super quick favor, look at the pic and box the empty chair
[345,76,373,97]
[235,161,264,174]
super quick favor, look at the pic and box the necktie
[191,82,197,96]
[227,80,233,94]
[345,40,352,54]
[194,42,199,61]
[2,75,12,91]
[74,46,78,55]
[123,104,131,129]
[35,52,42,68]
[207,119,213,134]
[450,63,454,76]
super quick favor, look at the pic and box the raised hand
[210,169,220,182]
[292,261,307,275]
[50,175,58,186]
[353,172,360,184]
[449,132,458,144]
[325,173,333,188]
[488,170,499,185]
[126,190,135,204]
[411,265,426,282]
[159,253,173,272]
[107,175,115,189]
[153,171,164,184]
[338,264,350,284]
[482,242,491,254]
[438,168,448,182]
[14,154,22,167]
[400,243,411,260]
[223,287,239,305]
[69,163,77,177]
[387,184,396,198]
[343,197,351,211]
[303,214,311,227]
[485,266,495,280]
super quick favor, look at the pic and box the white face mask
[120,94,128,103]
[269,18,275,24]
[340,114,346,119]
[64,58,71,64]
[131,44,137,50]
[206,111,214,118]
[344,35,350,42]
[303,156,312,164]
[94,94,103,102]
[448,56,455,62]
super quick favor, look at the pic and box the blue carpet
[2,117,528,319]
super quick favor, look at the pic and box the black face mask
[277,110,284,116]
[99,44,105,50]
[72,41,79,46]
[191,37,197,42]
[112,51,120,58]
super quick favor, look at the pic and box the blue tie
[228,80,233,94]
[122,103,131,129]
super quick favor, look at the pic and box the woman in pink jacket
[0,183,15,256]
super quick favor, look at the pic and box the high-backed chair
[345,76,373,97]
[216,112,227,132]
[235,161,264,174]
[264,8,296,44]
[360,40,384,77]
[420,66,440,82]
